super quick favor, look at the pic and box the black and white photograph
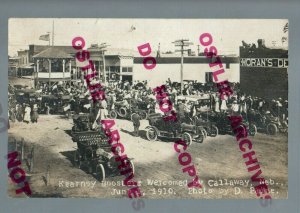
[7,18,288,199]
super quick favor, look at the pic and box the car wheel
[182,132,193,146]
[109,110,118,119]
[249,124,257,136]
[210,125,219,137]
[146,127,158,141]
[267,123,278,135]
[119,107,128,117]
[128,160,135,175]
[96,163,105,182]
[198,129,206,143]
[202,128,208,138]
[139,111,148,120]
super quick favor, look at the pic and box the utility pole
[52,20,54,46]
[172,39,193,95]
[99,43,110,84]
[197,45,200,56]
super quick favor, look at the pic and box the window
[122,67,133,72]
[205,72,213,83]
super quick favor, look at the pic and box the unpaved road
[7,115,288,199]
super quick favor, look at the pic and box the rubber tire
[130,113,138,122]
[129,160,135,175]
[182,132,193,146]
[96,163,105,182]
[139,111,148,120]
[195,130,205,143]
[202,128,208,139]
[146,127,158,141]
[267,123,278,135]
[249,124,257,136]
[109,110,118,119]
[210,125,218,137]
[119,107,128,118]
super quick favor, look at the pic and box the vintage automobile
[211,112,257,136]
[71,114,135,181]
[39,94,71,115]
[193,110,219,137]
[177,95,218,138]
[130,98,155,120]
[108,98,131,119]
[15,89,40,105]
[145,113,206,145]
[108,97,154,120]
[247,110,287,135]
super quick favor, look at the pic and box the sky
[8,18,288,56]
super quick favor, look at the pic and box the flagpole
[52,20,54,46]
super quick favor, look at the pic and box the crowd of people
[8,79,288,134]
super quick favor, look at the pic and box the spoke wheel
[109,110,118,119]
[119,107,128,117]
[139,111,148,120]
[96,163,105,182]
[146,127,158,141]
[210,125,218,137]
[267,123,278,135]
[182,132,193,146]
[128,160,135,176]
[249,124,257,136]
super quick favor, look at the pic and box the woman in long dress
[220,93,228,112]
[214,93,220,112]
[93,99,108,129]
[23,104,31,124]
[31,103,39,123]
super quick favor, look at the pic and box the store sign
[240,58,288,68]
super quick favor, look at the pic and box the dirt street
[7,115,288,199]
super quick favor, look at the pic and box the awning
[37,78,71,82]
[19,63,34,69]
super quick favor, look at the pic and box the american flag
[39,33,50,41]
[283,23,288,33]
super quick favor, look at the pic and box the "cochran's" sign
[240,58,288,68]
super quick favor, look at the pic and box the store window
[205,72,213,83]
[122,67,133,72]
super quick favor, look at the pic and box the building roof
[30,45,77,55]
[33,47,73,59]
[88,46,136,57]
[134,55,239,64]
[9,56,20,60]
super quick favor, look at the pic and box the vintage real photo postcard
[7,18,288,199]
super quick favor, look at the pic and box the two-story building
[239,39,288,99]
[32,46,77,87]
[8,56,20,76]
[133,53,240,88]
[87,45,134,83]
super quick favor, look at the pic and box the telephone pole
[172,39,193,95]
[52,20,54,46]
